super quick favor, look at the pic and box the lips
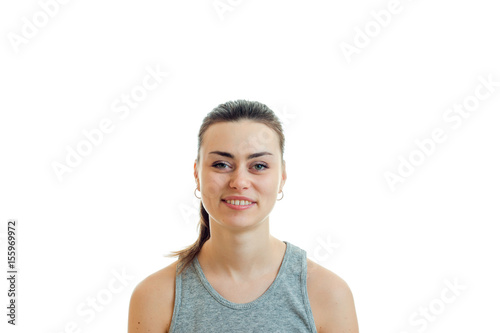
[222,199,256,210]
[222,196,256,203]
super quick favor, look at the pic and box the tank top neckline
[192,240,291,310]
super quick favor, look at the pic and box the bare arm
[319,277,359,333]
[128,264,176,333]
[322,278,359,332]
[307,260,359,333]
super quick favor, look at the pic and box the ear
[194,159,199,188]
[280,160,287,191]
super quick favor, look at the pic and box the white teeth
[227,200,253,205]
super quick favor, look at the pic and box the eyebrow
[208,151,273,160]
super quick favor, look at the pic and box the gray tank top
[168,241,318,333]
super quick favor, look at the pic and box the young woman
[128,100,359,332]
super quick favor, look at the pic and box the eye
[212,162,268,171]
[253,163,268,171]
[212,162,229,169]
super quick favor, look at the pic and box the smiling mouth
[222,199,255,205]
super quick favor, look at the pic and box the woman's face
[194,120,286,230]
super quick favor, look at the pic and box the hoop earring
[277,191,284,201]
[194,188,201,199]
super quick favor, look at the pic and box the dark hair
[166,99,285,276]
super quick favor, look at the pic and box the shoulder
[128,260,178,333]
[306,258,359,333]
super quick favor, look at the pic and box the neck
[198,218,285,282]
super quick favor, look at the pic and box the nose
[229,167,251,190]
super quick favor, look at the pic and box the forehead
[201,120,279,157]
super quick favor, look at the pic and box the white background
[1,0,499,332]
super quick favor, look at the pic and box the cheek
[256,176,280,195]
[202,174,226,199]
